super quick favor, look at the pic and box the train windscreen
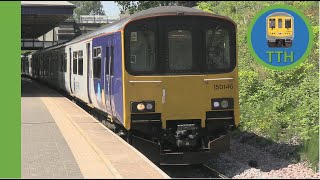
[285,19,291,28]
[124,16,236,75]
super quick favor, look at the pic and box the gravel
[206,133,320,179]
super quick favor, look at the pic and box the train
[266,12,294,48]
[21,6,239,165]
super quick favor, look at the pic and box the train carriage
[267,12,294,48]
[26,6,239,165]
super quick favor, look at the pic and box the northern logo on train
[247,5,313,70]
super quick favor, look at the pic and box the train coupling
[160,133,230,165]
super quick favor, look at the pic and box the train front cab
[121,15,239,164]
[267,12,294,48]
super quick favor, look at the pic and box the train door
[104,36,113,115]
[86,43,92,103]
[109,44,115,116]
[69,48,73,94]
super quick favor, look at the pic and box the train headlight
[146,103,153,110]
[131,101,155,113]
[213,102,220,108]
[137,103,145,111]
[211,98,234,110]
[221,100,229,108]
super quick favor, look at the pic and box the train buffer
[21,77,170,179]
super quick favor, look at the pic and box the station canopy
[21,1,75,39]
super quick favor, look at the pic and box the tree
[69,1,105,22]
[115,1,199,14]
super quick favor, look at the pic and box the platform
[21,77,169,179]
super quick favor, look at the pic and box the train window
[125,16,235,75]
[129,31,155,72]
[78,50,83,75]
[269,18,275,28]
[285,19,291,28]
[205,28,231,71]
[93,47,101,78]
[73,51,77,74]
[168,30,192,71]
[278,18,283,28]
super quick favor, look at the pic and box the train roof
[65,6,234,45]
[267,12,293,18]
[34,6,235,54]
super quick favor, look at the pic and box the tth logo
[247,5,313,70]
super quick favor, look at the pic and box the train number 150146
[213,84,233,90]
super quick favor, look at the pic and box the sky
[101,1,121,19]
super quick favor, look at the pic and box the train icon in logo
[266,12,294,48]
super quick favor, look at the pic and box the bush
[198,1,319,169]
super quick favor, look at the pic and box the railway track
[27,77,228,179]
[202,164,228,179]
[128,132,229,178]
[159,164,228,178]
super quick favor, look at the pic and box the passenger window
[168,30,192,71]
[78,50,83,75]
[278,18,282,28]
[269,18,275,28]
[285,19,291,28]
[93,47,101,78]
[73,52,77,74]
[129,31,155,72]
[206,28,230,71]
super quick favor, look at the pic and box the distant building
[80,15,108,23]
[80,15,120,24]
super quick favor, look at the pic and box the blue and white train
[22,6,239,165]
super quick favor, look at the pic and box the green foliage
[69,1,105,21]
[115,1,199,14]
[303,131,319,168]
[198,1,319,168]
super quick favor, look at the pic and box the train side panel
[68,42,90,103]
[91,32,124,124]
